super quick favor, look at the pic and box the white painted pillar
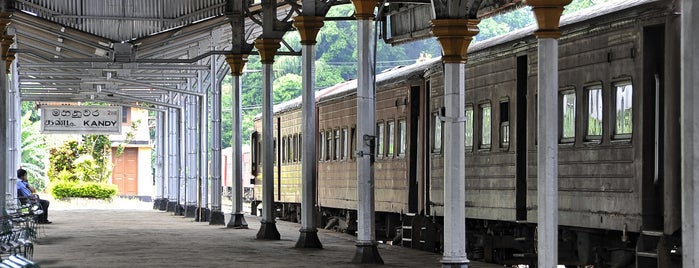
[682,0,699,267]
[254,38,281,239]
[211,66,222,212]
[179,96,187,214]
[537,38,559,268]
[441,61,468,266]
[293,15,324,248]
[155,111,164,203]
[199,91,209,216]
[8,52,18,198]
[160,107,169,210]
[185,93,198,216]
[0,39,6,212]
[231,75,246,218]
[351,1,382,262]
[225,54,248,228]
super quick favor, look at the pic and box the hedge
[50,181,118,200]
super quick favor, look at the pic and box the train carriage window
[326,130,332,161]
[292,134,298,162]
[397,119,406,157]
[432,113,442,153]
[376,122,385,159]
[350,127,356,160]
[387,120,395,158]
[283,137,288,164]
[319,131,325,162]
[500,100,510,148]
[465,106,474,151]
[342,128,348,160]
[334,129,341,160]
[614,82,633,139]
[560,90,576,143]
[480,103,492,149]
[585,86,603,141]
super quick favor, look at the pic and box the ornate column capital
[525,0,573,39]
[225,54,248,76]
[430,19,480,63]
[293,16,325,45]
[254,38,281,64]
[351,0,377,20]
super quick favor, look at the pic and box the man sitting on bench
[17,169,51,224]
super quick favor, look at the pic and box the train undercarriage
[266,201,681,267]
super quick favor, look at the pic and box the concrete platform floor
[31,207,504,268]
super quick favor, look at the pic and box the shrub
[50,181,118,200]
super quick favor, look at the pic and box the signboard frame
[41,105,123,135]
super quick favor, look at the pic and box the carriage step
[636,251,658,258]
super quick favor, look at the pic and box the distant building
[109,106,152,200]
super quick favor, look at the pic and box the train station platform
[30,205,504,268]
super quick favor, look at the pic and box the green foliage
[20,113,48,190]
[47,140,81,182]
[273,73,302,103]
[50,181,117,200]
[73,154,112,183]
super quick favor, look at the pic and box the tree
[21,113,48,190]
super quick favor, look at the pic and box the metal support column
[254,39,281,240]
[195,88,210,222]
[293,14,324,249]
[154,110,164,209]
[167,97,178,212]
[177,94,187,216]
[682,0,699,267]
[210,56,226,225]
[7,40,18,199]
[224,0,255,228]
[351,0,382,264]
[185,91,198,218]
[0,12,9,211]
[159,106,170,211]
[526,1,569,267]
[226,54,248,229]
[431,18,479,268]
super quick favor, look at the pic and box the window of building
[432,112,442,153]
[122,106,130,124]
[586,86,603,141]
[465,106,473,151]
[376,122,385,159]
[500,100,510,148]
[480,103,492,149]
[561,90,576,143]
[397,119,406,157]
[298,135,302,161]
[387,120,395,158]
[614,82,633,139]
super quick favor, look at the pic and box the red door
[112,147,139,195]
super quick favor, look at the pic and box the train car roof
[469,0,660,52]
[264,0,661,118]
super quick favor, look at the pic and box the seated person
[17,169,51,224]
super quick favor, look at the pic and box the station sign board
[41,106,122,134]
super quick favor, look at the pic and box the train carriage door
[408,85,422,213]
[515,55,528,221]
[641,24,665,232]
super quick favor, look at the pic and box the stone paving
[28,198,502,268]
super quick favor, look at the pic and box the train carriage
[250,0,681,266]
